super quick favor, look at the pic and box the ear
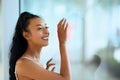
[23,31,30,40]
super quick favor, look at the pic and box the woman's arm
[57,18,71,80]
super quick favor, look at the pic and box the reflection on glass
[21,0,120,80]
[21,0,82,80]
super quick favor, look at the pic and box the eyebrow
[36,23,47,27]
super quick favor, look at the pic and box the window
[20,0,120,80]
[21,0,82,79]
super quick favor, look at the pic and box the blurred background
[0,0,120,80]
[0,0,3,79]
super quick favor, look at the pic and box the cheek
[31,31,43,41]
[39,31,43,35]
[32,33,41,39]
[34,30,43,35]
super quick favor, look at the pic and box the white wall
[2,0,19,80]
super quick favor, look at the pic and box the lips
[41,36,49,40]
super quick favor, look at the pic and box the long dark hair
[9,12,40,80]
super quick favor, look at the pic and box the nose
[43,27,49,35]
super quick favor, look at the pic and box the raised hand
[46,58,55,72]
[57,18,68,44]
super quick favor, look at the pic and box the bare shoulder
[16,57,43,76]
[16,57,33,68]
[16,58,30,72]
[15,58,64,80]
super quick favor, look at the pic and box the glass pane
[0,0,3,79]
[21,0,120,80]
[21,0,82,80]
[21,0,82,61]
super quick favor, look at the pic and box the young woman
[9,12,71,80]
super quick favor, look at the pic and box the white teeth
[42,37,48,40]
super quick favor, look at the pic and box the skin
[16,17,70,80]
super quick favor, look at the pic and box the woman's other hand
[46,58,55,72]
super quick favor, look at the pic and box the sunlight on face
[27,18,49,47]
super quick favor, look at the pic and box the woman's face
[26,17,49,47]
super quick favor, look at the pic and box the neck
[23,43,42,60]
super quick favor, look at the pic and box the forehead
[29,17,45,26]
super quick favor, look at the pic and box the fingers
[62,19,67,29]
[46,58,53,65]
[46,63,55,70]
[58,18,64,26]
[57,18,68,31]
[46,58,56,72]
[65,22,68,32]
[51,67,55,72]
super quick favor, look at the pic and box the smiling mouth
[41,36,49,40]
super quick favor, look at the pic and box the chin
[42,43,49,47]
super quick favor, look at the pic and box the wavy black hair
[9,12,40,80]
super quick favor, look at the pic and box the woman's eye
[37,26,49,30]
[38,28,42,30]
[45,26,49,29]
